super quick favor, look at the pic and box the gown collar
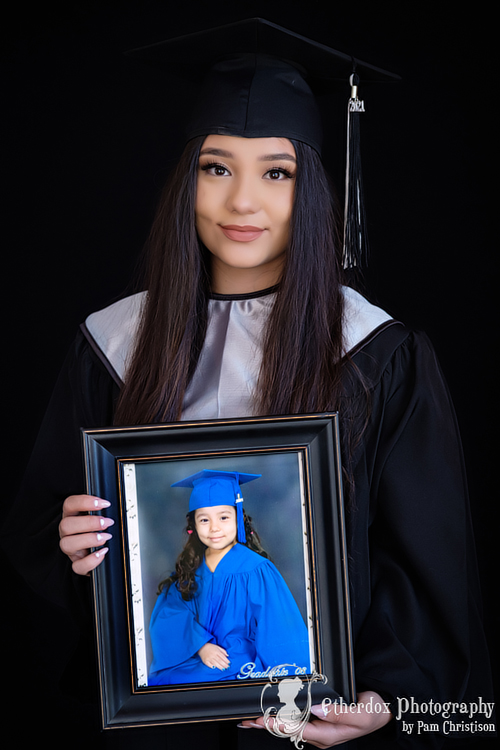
[82,286,394,409]
[209,284,279,302]
[200,542,240,576]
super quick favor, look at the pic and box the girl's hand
[240,690,392,747]
[198,642,231,671]
[59,494,114,576]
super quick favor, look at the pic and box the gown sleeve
[1,330,119,615]
[149,583,215,677]
[347,326,494,746]
[247,559,310,673]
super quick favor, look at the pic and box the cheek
[195,186,219,245]
[271,186,294,230]
[194,185,205,224]
[194,199,208,245]
[285,186,295,223]
[195,179,225,217]
[195,177,210,215]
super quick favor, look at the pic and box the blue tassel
[236,495,246,543]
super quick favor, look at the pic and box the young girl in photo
[148,469,310,686]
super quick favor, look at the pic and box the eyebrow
[199,147,296,163]
[259,152,297,163]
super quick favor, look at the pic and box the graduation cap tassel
[342,73,369,269]
[235,494,246,544]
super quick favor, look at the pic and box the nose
[226,174,259,215]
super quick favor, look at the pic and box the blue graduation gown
[148,543,310,685]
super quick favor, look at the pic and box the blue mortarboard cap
[171,469,261,543]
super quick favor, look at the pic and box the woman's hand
[59,494,114,575]
[240,690,392,747]
[198,642,231,671]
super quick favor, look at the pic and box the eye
[200,162,230,177]
[264,167,295,181]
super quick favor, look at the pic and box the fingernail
[96,533,112,542]
[100,517,115,528]
[94,499,111,508]
[95,548,109,558]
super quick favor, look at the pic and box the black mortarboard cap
[126,17,399,155]
[127,18,400,268]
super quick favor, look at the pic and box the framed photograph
[82,413,355,730]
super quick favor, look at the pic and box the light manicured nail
[96,533,112,542]
[94,499,110,508]
[99,517,115,528]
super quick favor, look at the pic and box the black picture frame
[82,413,355,729]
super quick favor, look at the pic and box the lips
[220,224,265,242]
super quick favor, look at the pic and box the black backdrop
[2,1,497,746]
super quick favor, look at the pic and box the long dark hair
[114,136,370,495]
[114,137,209,425]
[158,509,270,600]
[115,136,351,423]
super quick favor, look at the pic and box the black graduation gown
[1,322,494,749]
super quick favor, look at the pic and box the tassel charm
[342,73,369,269]
[348,74,365,114]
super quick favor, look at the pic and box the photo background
[130,451,312,675]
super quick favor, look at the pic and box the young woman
[3,19,493,749]
[148,469,310,686]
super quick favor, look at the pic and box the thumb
[311,705,329,719]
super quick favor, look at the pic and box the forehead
[200,134,296,159]
[194,504,236,516]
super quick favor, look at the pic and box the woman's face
[194,505,238,553]
[195,134,296,294]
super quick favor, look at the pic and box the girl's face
[194,505,238,553]
[195,134,296,294]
